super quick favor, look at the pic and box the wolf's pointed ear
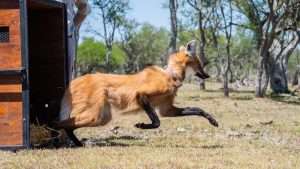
[179,45,185,51]
[185,40,197,57]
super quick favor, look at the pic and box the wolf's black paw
[135,123,146,129]
[207,115,219,127]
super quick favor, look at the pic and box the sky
[129,0,170,29]
[79,0,170,43]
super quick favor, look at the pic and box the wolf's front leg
[135,94,160,129]
[177,107,219,127]
[159,103,218,127]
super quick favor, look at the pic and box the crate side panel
[0,74,23,146]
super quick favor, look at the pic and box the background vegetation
[77,0,300,98]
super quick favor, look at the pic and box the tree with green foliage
[219,0,233,97]
[91,0,130,72]
[120,21,170,73]
[231,28,258,80]
[234,0,300,96]
[77,37,127,75]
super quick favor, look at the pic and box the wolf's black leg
[135,95,160,129]
[65,129,83,147]
[176,107,218,127]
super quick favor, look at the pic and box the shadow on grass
[83,136,225,149]
[186,92,255,101]
[268,95,300,105]
[186,95,216,100]
[205,89,255,94]
[201,144,224,149]
[82,135,144,147]
[230,95,254,100]
[201,96,219,100]
[186,95,201,100]
[31,135,143,149]
[205,89,222,93]
[151,144,224,149]
[33,136,225,150]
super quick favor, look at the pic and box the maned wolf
[55,40,218,146]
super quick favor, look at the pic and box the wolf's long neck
[165,59,185,82]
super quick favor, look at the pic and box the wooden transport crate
[0,0,69,150]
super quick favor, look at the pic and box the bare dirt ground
[1,82,300,169]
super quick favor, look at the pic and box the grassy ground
[1,82,300,169]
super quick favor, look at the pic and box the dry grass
[1,82,300,169]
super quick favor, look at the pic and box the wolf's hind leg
[65,128,83,147]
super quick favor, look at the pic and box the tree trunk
[106,46,112,73]
[199,77,205,90]
[126,58,134,73]
[223,44,231,97]
[255,24,273,98]
[269,58,288,93]
[223,73,229,97]
[298,72,300,89]
[198,11,206,90]
[255,53,266,97]
[262,61,270,95]
[167,0,177,56]
[228,66,234,83]
[256,53,270,97]
[216,65,221,82]
[269,30,300,93]
[187,74,192,83]
[295,50,300,86]
[292,67,299,85]
[220,57,229,96]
